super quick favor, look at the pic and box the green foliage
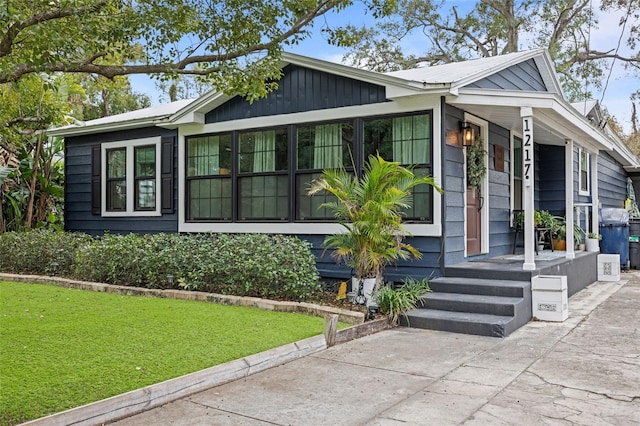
[70,233,321,300]
[0,229,91,276]
[466,137,486,189]
[0,281,326,425]
[340,0,639,104]
[375,277,430,326]
[0,231,320,300]
[308,154,442,287]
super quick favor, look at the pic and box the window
[106,148,126,211]
[102,137,161,216]
[579,148,590,194]
[296,121,354,220]
[186,134,232,220]
[363,113,432,221]
[238,128,288,220]
[134,146,156,210]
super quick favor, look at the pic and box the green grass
[0,281,329,425]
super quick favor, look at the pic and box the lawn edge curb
[0,273,364,324]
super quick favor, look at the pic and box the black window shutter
[161,136,175,214]
[91,145,101,215]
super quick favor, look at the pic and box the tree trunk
[24,132,44,228]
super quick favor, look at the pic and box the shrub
[72,233,321,300]
[0,229,90,276]
[375,277,431,326]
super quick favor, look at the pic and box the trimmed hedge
[0,229,91,276]
[0,231,321,301]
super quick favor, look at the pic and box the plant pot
[553,239,566,251]
[538,243,545,252]
[578,243,585,251]
[586,238,600,252]
[351,277,376,306]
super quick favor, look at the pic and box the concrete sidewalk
[112,274,640,425]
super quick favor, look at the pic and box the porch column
[565,140,575,259]
[591,152,599,235]
[521,107,536,270]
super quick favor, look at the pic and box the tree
[0,0,392,101]
[73,75,151,121]
[337,0,639,103]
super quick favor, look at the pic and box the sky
[130,0,638,135]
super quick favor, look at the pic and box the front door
[466,185,482,255]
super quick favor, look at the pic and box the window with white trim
[579,148,590,195]
[102,137,161,216]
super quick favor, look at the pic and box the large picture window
[102,137,161,216]
[183,111,435,225]
[186,134,232,220]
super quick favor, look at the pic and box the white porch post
[591,152,599,235]
[521,107,535,270]
[565,140,575,259]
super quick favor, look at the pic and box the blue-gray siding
[487,123,512,256]
[64,127,178,235]
[205,64,388,124]
[537,145,565,215]
[598,151,627,208]
[443,104,466,266]
[467,59,547,91]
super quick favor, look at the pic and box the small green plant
[587,232,602,240]
[466,137,486,189]
[374,277,431,326]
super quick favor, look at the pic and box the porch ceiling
[452,102,571,147]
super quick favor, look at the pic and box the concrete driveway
[112,274,640,425]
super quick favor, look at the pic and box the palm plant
[307,154,443,293]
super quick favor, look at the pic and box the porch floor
[445,250,598,296]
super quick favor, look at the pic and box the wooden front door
[466,185,482,255]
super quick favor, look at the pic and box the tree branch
[0,2,108,57]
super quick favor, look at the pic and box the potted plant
[308,154,443,305]
[586,232,601,252]
[552,216,584,251]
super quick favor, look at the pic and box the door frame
[463,113,489,257]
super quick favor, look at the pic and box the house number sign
[523,117,533,187]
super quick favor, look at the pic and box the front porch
[402,250,598,337]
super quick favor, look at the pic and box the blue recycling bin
[599,208,629,268]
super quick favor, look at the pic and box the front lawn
[0,281,328,425]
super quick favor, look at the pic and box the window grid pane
[296,122,354,170]
[186,135,232,176]
[238,175,288,220]
[106,148,126,211]
[187,178,232,220]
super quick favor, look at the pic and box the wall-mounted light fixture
[460,121,475,146]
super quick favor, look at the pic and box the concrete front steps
[401,276,532,338]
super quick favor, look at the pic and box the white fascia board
[168,91,230,124]
[179,97,443,136]
[178,221,442,236]
[47,117,168,137]
[449,89,557,109]
[532,51,563,95]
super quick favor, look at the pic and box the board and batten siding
[64,127,178,235]
[205,64,388,124]
[598,151,628,208]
